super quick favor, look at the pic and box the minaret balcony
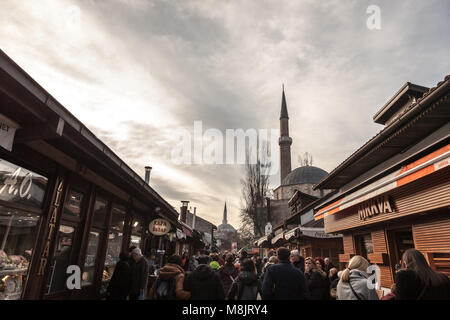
[279,136,292,145]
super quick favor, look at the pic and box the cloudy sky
[1,0,449,228]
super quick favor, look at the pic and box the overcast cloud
[1,0,449,228]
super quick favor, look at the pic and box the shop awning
[298,227,342,239]
[271,232,285,245]
[181,225,193,238]
[255,235,268,247]
[314,144,450,221]
[176,228,186,240]
[284,227,300,241]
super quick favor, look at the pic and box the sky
[1,0,449,229]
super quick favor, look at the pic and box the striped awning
[314,144,450,221]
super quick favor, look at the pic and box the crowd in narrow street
[106,246,450,300]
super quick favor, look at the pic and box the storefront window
[63,190,84,218]
[0,159,47,300]
[0,206,40,300]
[82,231,100,287]
[101,205,126,294]
[92,197,107,228]
[45,225,75,294]
[46,187,85,294]
[131,218,144,249]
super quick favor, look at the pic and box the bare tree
[239,143,271,241]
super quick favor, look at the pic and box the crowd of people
[105,246,450,300]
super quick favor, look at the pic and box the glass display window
[63,189,84,218]
[92,196,107,228]
[0,206,40,300]
[100,204,126,295]
[82,231,100,287]
[45,224,75,294]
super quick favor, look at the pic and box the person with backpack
[183,255,226,300]
[228,259,262,300]
[148,254,190,300]
[219,254,240,297]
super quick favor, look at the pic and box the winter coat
[293,260,305,273]
[336,269,379,300]
[261,260,310,300]
[148,263,190,300]
[305,270,330,300]
[184,264,226,300]
[107,259,131,300]
[228,271,262,300]
[395,269,450,300]
[219,263,240,296]
[130,256,150,295]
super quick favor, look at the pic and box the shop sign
[358,194,395,221]
[38,178,64,276]
[0,159,48,209]
[149,218,171,236]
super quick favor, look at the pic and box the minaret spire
[279,85,292,184]
[222,201,228,225]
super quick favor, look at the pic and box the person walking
[260,256,278,283]
[148,254,190,300]
[184,255,226,300]
[261,248,309,300]
[336,255,379,300]
[228,259,262,300]
[290,250,305,273]
[395,248,450,300]
[219,254,239,296]
[107,252,131,300]
[304,257,330,300]
[129,248,150,300]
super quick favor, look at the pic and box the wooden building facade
[314,79,450,290]
[0,50,185,299]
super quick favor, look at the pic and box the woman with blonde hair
[337,255,379,300]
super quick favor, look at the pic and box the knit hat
[131,248,142,256]
[210,261,220,270]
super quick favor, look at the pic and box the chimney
[180,200,189,223]
[192,207,197,230]
[145,166,152,184]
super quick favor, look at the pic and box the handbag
[348,280,364,300]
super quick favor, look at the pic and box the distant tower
[222,202,228,225]
[279,84,292,184]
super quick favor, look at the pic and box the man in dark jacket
[262,248,309,300]
[129,248,149,300]
[184,255,225,300]
[107,252,131,300]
